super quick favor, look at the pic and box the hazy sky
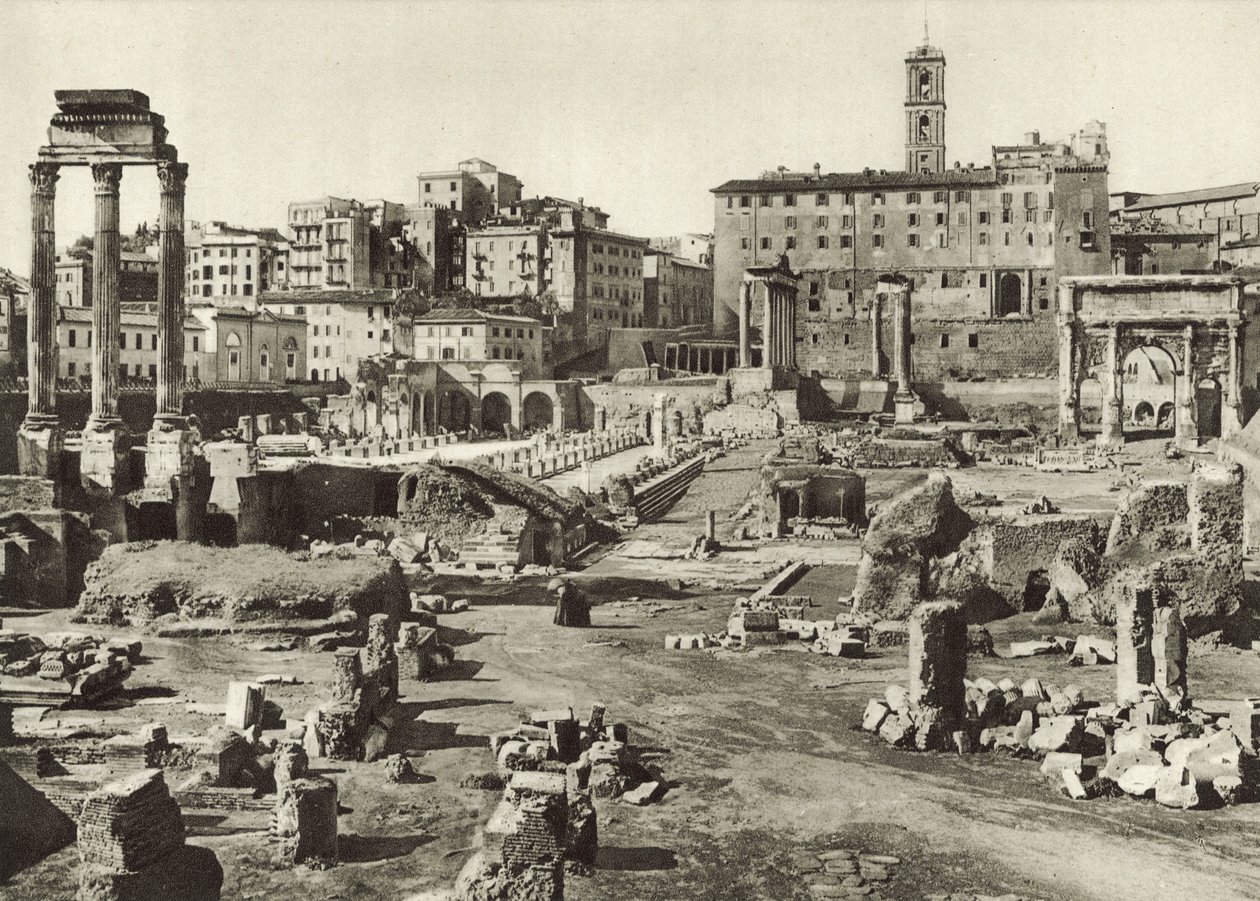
[1,0,1257,275]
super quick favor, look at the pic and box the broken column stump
[1116,584,1187,708]
[77,768,222,901]
[331,647,363,704]
[270,775,339,866]
[363,613,398,703]
[908,600,967,750]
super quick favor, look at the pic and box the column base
[1096,424,1125,451]
[144,427,196,497]
[17,414,63,479]
[1059,420,1081,443]
[81,419,131,497]
[894,391,918,427]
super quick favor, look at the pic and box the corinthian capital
[157,161,189,194]
[90,163,123,194]
[28,162,60,194]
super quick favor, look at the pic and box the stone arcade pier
[19,90,191,522]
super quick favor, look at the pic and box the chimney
[953,161,960,169]
[813,162,821,177]
[1024,130,1040,145]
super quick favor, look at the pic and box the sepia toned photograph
[1,1,1259,898]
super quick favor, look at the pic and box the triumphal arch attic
[1057,274,1252,448]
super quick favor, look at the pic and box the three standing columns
[16,163,62,476]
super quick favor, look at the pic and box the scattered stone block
[621,780,662,805]
[1029,716,1084,753]
[1061,768,1089,800]
[1154,766,1200,809]
[862,700,891,733]
[1040,752,1083,775]
[224,682,264,731]
[1117,763,1167,798]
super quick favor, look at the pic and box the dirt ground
[6,439,1260,901]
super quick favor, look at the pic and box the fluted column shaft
[893,286,912,394]
[90,163,123,424]
[738,281,751,368]
[27,163,59,420]
[870,295,883,376]
[762,282,773,369]
[156,161,188,422]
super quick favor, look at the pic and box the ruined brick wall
[972,514,1102,608]
[799,315,1057,380]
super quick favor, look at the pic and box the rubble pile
[0,629,141,706]
[306,613,400,762]
[74,541,407,629]
[863,596,1260,810]
[487,704,661,807]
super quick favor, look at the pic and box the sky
[0,0,1257,276]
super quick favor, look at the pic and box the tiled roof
[58,305,206,328]
[259,289,407,306]
[1123,182,1260,212]
[712,168,998,193]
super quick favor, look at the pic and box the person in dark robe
[552,580,590,628]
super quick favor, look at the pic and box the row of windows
[743,230,1056,251]
[422,180,460,193]
[191,283,253,296]
[731,189,1064,210]
[63,329,201,351]
[190,247,254,261]
[591,243,641,259]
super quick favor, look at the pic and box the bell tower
[905,39,946,174]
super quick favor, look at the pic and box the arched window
[919,70,931,100]
[225,332,242,380]
[918,114,930,141]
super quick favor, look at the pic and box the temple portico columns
[762,282,774,370]
[1225,319,1244,439]
[154,160,188,425]
[1176,324,1196,443]
[81,162,128,495]
[890,279,916,425]
[787,289,797,369]
[88,163,123,427]
[738,281,751,367]
[870,293,883,377]
[17,162,63,477]
[1056,285,1079,440]
[1098,323,1124,449]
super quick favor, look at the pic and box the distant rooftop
[413,308,540,325]
[1123,182,1260,213]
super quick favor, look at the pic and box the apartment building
[286,197,413,291]
[407,308,545,378]
[54,249,157,307]
[58,306,212,383]
[643,250,713,328]
[416,158,522,226]
[259,289,395,383]
[185,221,289,305]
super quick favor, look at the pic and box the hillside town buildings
[1112,181,1260,271]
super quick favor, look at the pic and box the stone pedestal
[270,776,338,865]
[894,392,917,427]
[81,423,130,496]
[1116,583,1154,707]
[17,415,63,479]
[908,601,966,748]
